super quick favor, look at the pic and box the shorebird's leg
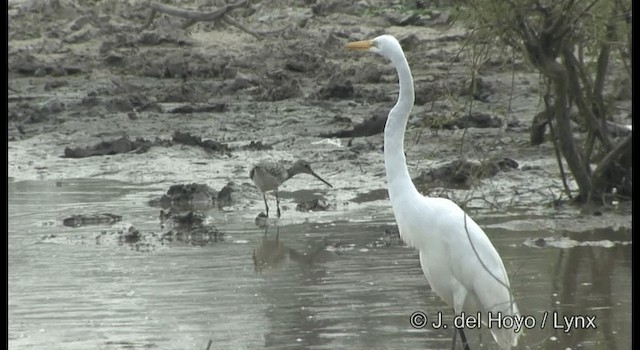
[276,190,281,218]
[263,193,269,218]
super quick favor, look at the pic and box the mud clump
[63,136,155,158]
[105,94,162,113]
[159,210,225,244]
[63,213,123,228]
[443,112,503,129]
[62,131,229,158]
[319,110,387,138]
[9,52,84,77]
[296,198,332,212]
[217,182,241,209]
[150,183,218,209]
[150,181,253,212]
[284,51,324,73]
[257,70,303,101]
[169,103,227,114]
[121,226,141,243]
[316,75,354,99]
[414,157,519,190]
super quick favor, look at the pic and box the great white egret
[250,160,333,218]
[346,35,520,349]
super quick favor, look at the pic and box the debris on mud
[62,213,123,228]
[324,241,356,255]
[43,224,158,252]
[442,112,503,130]
[523,236,632,249]
[240,141,273,151]
[296,198,333,212]
[172,131,231,155]
[63,136,156,158]
[367,226,405,248]
[414,157,519,190]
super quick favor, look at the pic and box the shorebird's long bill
[345,40,373,50]
[308,170,333,188]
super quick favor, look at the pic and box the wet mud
[8,0,631,241]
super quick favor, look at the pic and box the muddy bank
[8,0,631,229]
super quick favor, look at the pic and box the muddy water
[8,180,631,349]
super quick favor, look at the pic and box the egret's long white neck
[384,50,419,203]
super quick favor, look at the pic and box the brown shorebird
[249,160,333,218]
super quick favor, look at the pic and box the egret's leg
[450,326,458,350]
[276,190,281,218]
[263,193,269,217]
[457,327,470,350]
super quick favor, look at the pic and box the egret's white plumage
[347,35,520,349]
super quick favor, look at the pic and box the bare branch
[592,135,631,190]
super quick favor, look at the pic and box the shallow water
[9,180,632,349]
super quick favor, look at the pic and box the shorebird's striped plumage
[250,160,332,218]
